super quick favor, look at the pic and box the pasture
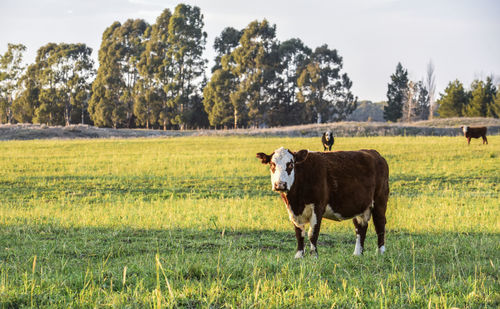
[0,136,499,308]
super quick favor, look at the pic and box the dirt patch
[1,118,499,141]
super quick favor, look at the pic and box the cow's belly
[323,203,372,225]
[323,204,347,221]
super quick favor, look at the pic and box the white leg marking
[294,250,305,259]
[353,234,363,256]
[310,244,318,258]
[308,211,317,239]
[301,228,306,238]
[378,245,386,255]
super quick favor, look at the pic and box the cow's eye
[286,162,294,174]
[270,162,276,173]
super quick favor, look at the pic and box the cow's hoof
[377,245,386,255]
[353,246,363,256]
[310,250,318,259]
[294,250,305,259]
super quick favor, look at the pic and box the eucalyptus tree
[297,44,356,123]
[166,4,207,129]
[12,64,40,123]
[31,43,64,125]
[53,43,94,125]
[203,27,242,128]
[225,19,278,127]
[0,43,26,123]
[117,19,149,127]
[269,38,311,126]
[138,8,173,130]
[212,27,242,73]
[203,68,237,128]
[89,22,126,128]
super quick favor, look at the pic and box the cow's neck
[280,183,305,215]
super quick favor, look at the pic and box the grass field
[0,136,499,308]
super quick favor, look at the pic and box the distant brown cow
[461,126,488,145]
[256,147,389,258]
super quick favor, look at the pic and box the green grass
[0,136,499,308]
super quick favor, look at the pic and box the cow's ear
[256,152,272,164]
[294,149,308,164]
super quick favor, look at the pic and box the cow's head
[461,125,469,134]
[324,131,333,142]
[256,147,309,192]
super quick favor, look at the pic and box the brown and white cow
[461,126,488,145]
[257,147,389,258]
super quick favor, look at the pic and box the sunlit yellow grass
[0,136,498,307]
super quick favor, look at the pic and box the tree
[402,80,429,122]
[436,80,469,118]
[212,27,242,73]
[146,8,174,130]
[492,85,500,118]
[50,43,94,125]
[268,38,311,126]
[297,44,357,123]
[12,64,40,123]
[133,78,160,129]
[117,19,149,128]
[415,80,430,120]
[203,68,237,128]
[31,43,65,125]
[166,4,207,129]
[384,62,408,122]
[89,22,127,128]
[203,27,245,128]
[225,19,278,128]
[0,43,26,123]
[425,60,436,119]
[464,77,497,118]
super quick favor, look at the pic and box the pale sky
[1,0,499,101]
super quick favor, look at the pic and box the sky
[1,0,499,102]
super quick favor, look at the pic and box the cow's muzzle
[273,181,288,192]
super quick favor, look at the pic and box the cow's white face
[256,148,309,193]
[462,126,469,134]
[325,131,332,142]
[270,147,295,192]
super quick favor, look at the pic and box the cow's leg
[308,211,322,258]
[352,218,368,256]
[294,226,305,259]
[467,137,471,145]
[372,199,387,254]
[483,136,488,144]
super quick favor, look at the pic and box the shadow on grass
[1,223,498,307]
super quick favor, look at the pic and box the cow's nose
[273,181,287,191]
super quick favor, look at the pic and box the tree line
[384,62,500,122]
[2,4,498,129]
[0,3,357,129]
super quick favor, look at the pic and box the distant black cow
[322,131,334,151]
[461,126,488,145]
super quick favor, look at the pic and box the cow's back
[307,149,389,217]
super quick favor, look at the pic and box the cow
[321,131,334,151]
[461,126,488,145]
[256,147,389,259]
